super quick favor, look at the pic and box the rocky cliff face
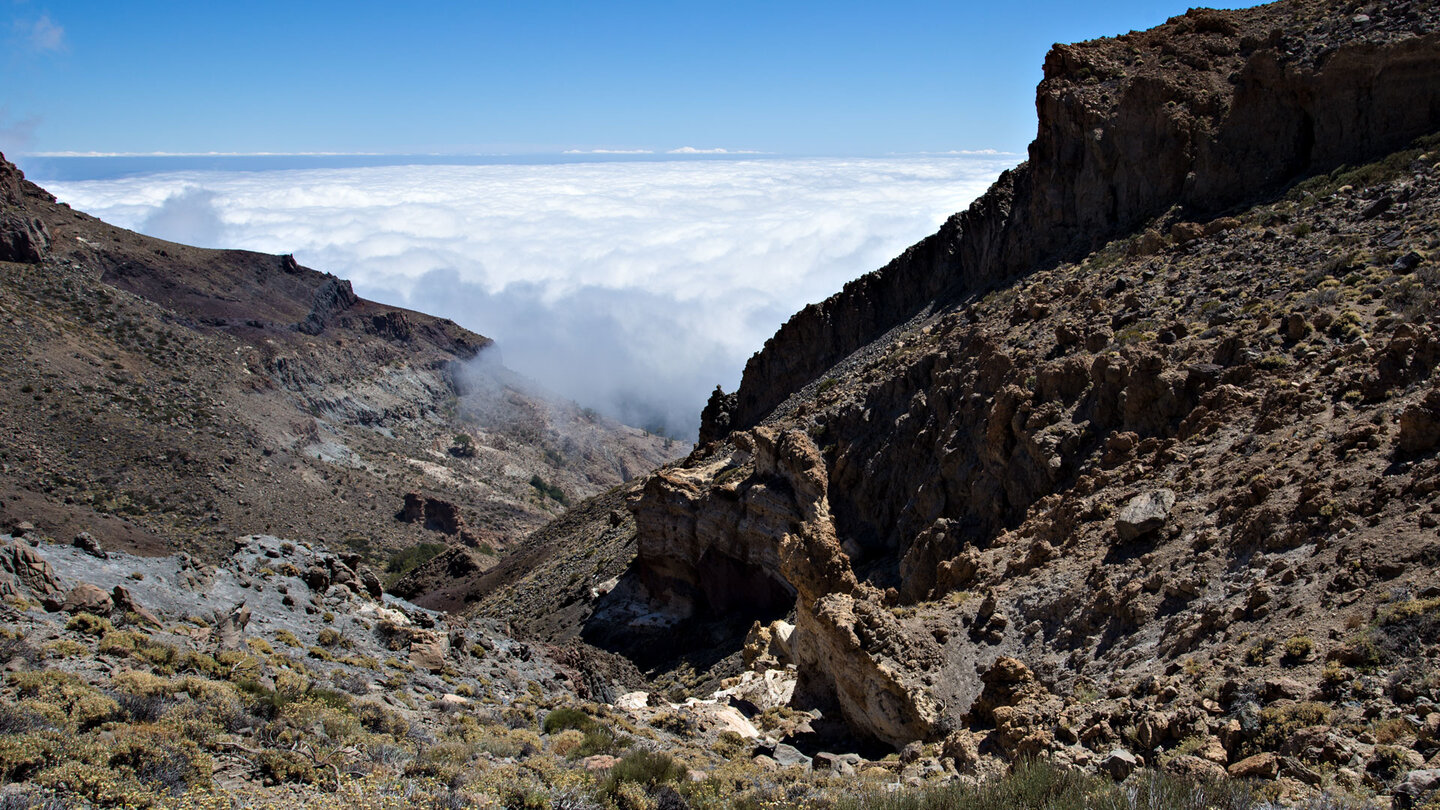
[594,0,1440,792]
[718,0,1440,436]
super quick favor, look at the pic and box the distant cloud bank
[666,147,765,155]
[46,155,1010,438]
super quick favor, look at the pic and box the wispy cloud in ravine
[45,156,1010,437]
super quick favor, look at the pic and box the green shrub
[258,750,323,787]
[384,542,447,579]
[604,749,685,792]
[1244,637,1275,665]
[578,725,622,757]
[8,671,119,731]
[834,758,1255,810]
[542,706,597,734]
[450,433,477,457]
[0,731,71,781]
[1281,635,1314,664]
[529,475,568,505]
[65,613,113,637]
[1248,702,1330,756]
[355,702,409,738]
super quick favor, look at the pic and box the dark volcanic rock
[728,2,1440,430]
[296,276,360,335]
[0,212,49,263]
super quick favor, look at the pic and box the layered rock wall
[723,3,1440,432]
[630,0,1440,756]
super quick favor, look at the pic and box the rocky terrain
[460,1,1440,806]
[5,0,1440,807]
[0,528,1293,810]
[0,155,676,574]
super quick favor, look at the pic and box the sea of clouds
[43,156,1011,438]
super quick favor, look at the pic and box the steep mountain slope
[0,156,675,567]
[469,0,1440,798]
[715,0,1440,437]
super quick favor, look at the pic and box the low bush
[542,706,597,734]
[8,670,120,731]
[835,759,1256,810]
[1248,701,1330,756]
[604,749,686,793]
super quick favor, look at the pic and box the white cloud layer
[46,156,1009,437]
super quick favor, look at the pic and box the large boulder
[1397,390,1440,456]
[408,630,449,673]
[1101,749,1139,780]
[0,539,63,598]
[1393,769,1440,809]
[1228,752,1278,779]
[58,583,113,615]
[0,213,49,263]
[1115,489,1176,541]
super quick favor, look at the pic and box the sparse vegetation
[384,542,447,584]
[529,474,568,505]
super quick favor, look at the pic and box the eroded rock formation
[618,0,1440,759]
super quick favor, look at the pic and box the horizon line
[22,147,1020,159]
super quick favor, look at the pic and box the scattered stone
[742,619,795,670]
[814,752,860,775]
[1398,390,1440,455]
[58,583,113,614]
[1228,752,1278,779]
[771,743,811,768]
[408,631,448,673]
[1263,677,1308,702]
[0,539,63,597]
[1101,749,1139,780]
[1196,736,1228,765]
[72,532,106,559]
[615,691,649,710]
[213,603,252,651]
[1394,251,1425,272]
[1393,769,1440,808]
[1361,195,1395,220]
[751,754,779,772]
[360,569,383,599]
[1115,489,1176,541]
[1284,313,1312,341]
[303,565,330,592]
[438,693,469,709]
[396,492,484,547]
[1165,754,1228,781]
[111,585,161,626]
[583,755,620,772]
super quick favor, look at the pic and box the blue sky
[5,1,1257,158]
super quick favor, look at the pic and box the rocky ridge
[0,154,675,569]
[717,0,1440,437]
[465,1,1440,804]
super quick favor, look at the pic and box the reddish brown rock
[1228,752,1279,779]
[59,583,113,615]
[0,540,63,598]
